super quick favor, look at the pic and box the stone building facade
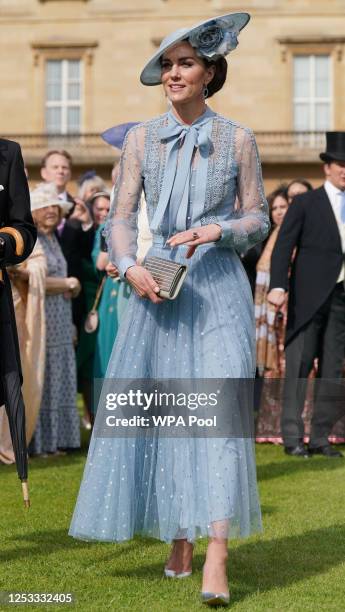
[0,0,345,192]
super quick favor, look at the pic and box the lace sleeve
[104,125,144,278]
[217,127,270,252]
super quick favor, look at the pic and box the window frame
[45,58,83,134]
[277,37,344,132]
[293,54,333,132]
[30,40,98,133]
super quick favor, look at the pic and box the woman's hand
[63,277,81,299]
[70,199,93,226]
[7,266,29,281]
[96,251,109,272]
[125,265,164,304]
[267,288,286,309]
[105,262,120,279]
[166,224,222,258]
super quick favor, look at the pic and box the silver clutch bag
[143,256,188,300]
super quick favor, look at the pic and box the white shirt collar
[324,180,343,199]
[324,181,345,211]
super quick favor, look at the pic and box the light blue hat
[140,12,250,86]
[101,122,140,149]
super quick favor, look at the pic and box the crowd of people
[0,148,344,463]
[252,178,345,449]
[0,134,155,461]
[0,149,112,460]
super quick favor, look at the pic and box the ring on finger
[192,231,199,240]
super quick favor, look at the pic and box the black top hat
[320,132,345,162]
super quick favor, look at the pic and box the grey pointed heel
[164,540,193,578]
[164,567,192,578]
[201,592,230,606]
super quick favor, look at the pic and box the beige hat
[30,182,73,215]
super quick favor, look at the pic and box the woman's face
[92,196,110,226]
[271,195,288,227]
[33,205,61,233]
[161,42,215,106]
[287,182,309,203]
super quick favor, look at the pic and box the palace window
[293,55,332,132]
[45,59,82,134]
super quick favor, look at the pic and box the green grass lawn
[1,436,345,611]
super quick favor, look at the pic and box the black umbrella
[0,304,30,509]
[0,228,30,507]
[2,372,30,507]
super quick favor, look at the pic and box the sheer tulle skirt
[69,243,262,542]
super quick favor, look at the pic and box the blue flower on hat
[189,19,238,60]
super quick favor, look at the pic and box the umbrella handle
[0,227,25,256]
[21,481,30,508]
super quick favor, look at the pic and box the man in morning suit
[268,132,345,458]
[0,138,37,446]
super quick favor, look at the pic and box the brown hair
[267,185,288,225]
[41,149,73,169]
[286,178,313,193]
[203,57,228,98]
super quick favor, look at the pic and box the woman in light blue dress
[70,12,270,606]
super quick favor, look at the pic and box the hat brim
[320,152,345,163]
[140,12,250,86]
[101,123,140,149]
[31,199,72,216]
[87,190,110,204]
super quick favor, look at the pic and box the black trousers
[282,283,345,447]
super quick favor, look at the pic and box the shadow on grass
[103,524,345,604]
[0,530,162,564]
[2,525,345,604]
[229,523,345,604]
[0,451,89,479]
[258,455,345,481]
[260,504,276,516]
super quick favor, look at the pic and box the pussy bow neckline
[150,106,215,234]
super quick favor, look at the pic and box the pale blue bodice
[106,108,269,277]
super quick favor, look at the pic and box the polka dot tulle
[69,244,262,542]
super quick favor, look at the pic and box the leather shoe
[308,445,343,458]
[284,444,310,458]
